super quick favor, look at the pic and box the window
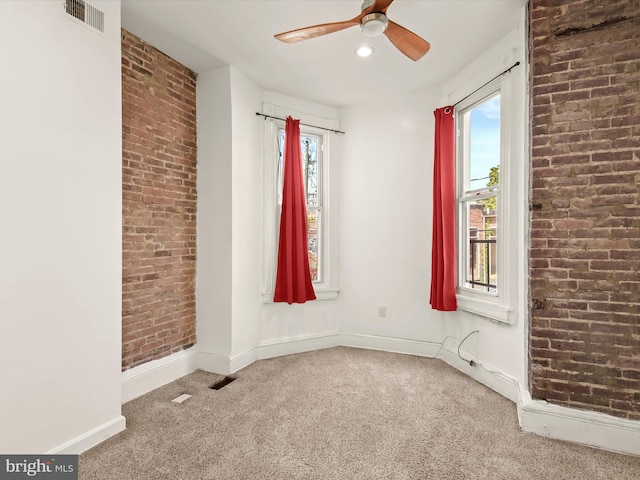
[459,93,500,294]
[260,108,339,303]
[456,77,515,323]
[277,128,323,282]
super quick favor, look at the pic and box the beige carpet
[80,347,640,479]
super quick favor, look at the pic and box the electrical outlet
[378,306,386,317]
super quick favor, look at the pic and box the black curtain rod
[255,112,346,134]
[452,61,521,108]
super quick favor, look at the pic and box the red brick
[121,30,197,371]
[529,0,640,418]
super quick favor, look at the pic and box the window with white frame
[456,76,515,323]
[261,111,338,303]
[277,128,323,282]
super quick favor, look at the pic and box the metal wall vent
[64,0,104,33]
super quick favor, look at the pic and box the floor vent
[210,376,236,390]
[64,0,105,33]
[171,393,192,404]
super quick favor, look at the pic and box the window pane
[278,128,322,283]
[460,92,500,294]
[301,134,319,208]
[278,130,320,207]
[468,94,500,192]
[307,209,320,282]
[463,196,497,293]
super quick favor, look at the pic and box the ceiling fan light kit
[360,13,388,37]
[274,0,430,62]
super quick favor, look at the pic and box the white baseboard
[198,332,341,374]
[256,330,341,359]
[438,345,640,456]
[340,332,441,358]
[47,415,126,454]
[198,346,258,375]
[518,388,640,456]
[121,346,199,403]
[230,347,257,374]
[198,347,232,375]
[439,346,520,403]
[256,331,440,361]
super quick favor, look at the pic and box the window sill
[456,294,514,324]
[261,288,340,304]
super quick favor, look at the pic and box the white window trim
[455,76,517,324]
[260,103,340,303]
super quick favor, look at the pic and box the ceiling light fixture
[356,45,374,58]
[360,13,388,37]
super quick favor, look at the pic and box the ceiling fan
[274,0,430,62]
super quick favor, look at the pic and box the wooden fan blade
[370,0,395,14]
[274,0,395,44]
[275,20,358,43]
[384,20,430,61]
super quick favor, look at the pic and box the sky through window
[469,94,500,191]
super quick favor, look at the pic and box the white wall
[441,20,528,387]
[196,67,233,358]
[230,68,263,357]
[337,11,528,390]
[258,92,342,347]
[0,0,124,453]
[338,89,447,345]
[197,78,343,367]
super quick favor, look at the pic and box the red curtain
[274,117,316,304]
[430,106,457,311]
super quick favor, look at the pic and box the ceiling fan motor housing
[361,13,388,37]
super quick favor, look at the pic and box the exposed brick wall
[529,0,640,419]
[121,30,197,370]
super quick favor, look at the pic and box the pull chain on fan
[274,0,430,61]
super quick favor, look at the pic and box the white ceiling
[121,0,527,108]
